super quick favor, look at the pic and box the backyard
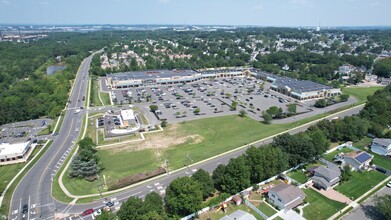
[287,169,308,184]
[303,188,347,220]
[335,170,387,200]
[198,203,263,220]
[323,147,353,163]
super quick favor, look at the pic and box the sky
[0,0,389,27]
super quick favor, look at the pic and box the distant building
[220,210,257,220]
[268,184,306,210]
[0,142,31,162]
[371,138,391,156]
[377,77,391,85]
[106,69,246,88]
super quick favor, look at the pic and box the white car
[387,181,391,188]
[93,209,102,216]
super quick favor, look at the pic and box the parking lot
[104,77,311,123]
[0,119,53,144]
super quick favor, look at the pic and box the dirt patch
[107,167,166,190]
[103,123,204,154]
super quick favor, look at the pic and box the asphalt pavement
[9,52,97,220]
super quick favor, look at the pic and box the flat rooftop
[0,142,29,156]
[273,76,333,93]
[107,69,197,81]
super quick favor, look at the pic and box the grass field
[303,188,346,220]
[287,169,308,184]
[100,92,111,106]
[258,202,277,217]
[335,171,387,200]
[353,137,372,151]
[90,78,103,107]
[342,86,383,104]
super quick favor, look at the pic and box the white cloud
[158,0,170,4]
[2,0,11,5]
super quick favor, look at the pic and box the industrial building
[0,141,31,162]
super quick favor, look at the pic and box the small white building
[120,109,136,127]
[371,138,391,156]
[0,142,31,162]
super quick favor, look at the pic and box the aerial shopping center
[105,68,341,101]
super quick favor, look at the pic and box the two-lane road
[9,54,93,220]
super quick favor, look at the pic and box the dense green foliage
[165,176,203,216]
[373,57,391,78]
[360,85,391,136]
[117,192,165,220]
[69,137,101,178]
[191,169,215,199]
[0,32,116,125]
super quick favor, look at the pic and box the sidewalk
[328,175,391,220]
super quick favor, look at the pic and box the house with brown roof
[267,184,306,210]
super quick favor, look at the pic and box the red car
[81,209,94,216]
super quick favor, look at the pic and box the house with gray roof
[311,165,341,190]
[220,210,257,220]
[268,184,306,210]
[342,151,373,171]
[371,138,391,156]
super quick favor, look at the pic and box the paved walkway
[311,186,352,204]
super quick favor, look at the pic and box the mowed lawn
[62,149,158,195]
[163,115,291,169]
[342,86,383,104]
[303,188,346,220]
[258,202,277,217]
[288,169,308,184]
[335,171,387,200]
[0,163,24,192]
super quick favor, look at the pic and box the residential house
[343,151,373,171]
[311,165,341,190]
[371,138,391,156]
[268,184,306,210]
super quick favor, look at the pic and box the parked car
[105,201,114,207]
[93,209,102,216]
[82,209,94,216]
[387,181,391,188]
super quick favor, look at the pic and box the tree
[149,105,158,113]
[340,165,352,183]
[192,169,214,199]
[287,104,297,115]
[373,57,391,78]
[314,99,327,108]
[193,108,200,114]
[143,192,164,217]
[160,120,167,128]
[239,109,247,117]
[212,164,227,191]
[340,94,350,102]
[96,210,117,220]
[231,101,238,111]
[262,111,273,124]
[69,137,100,178]
[217,156,251,194]
[165,176,203,216]
[374,194,391,219]
[118,197,144,220]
